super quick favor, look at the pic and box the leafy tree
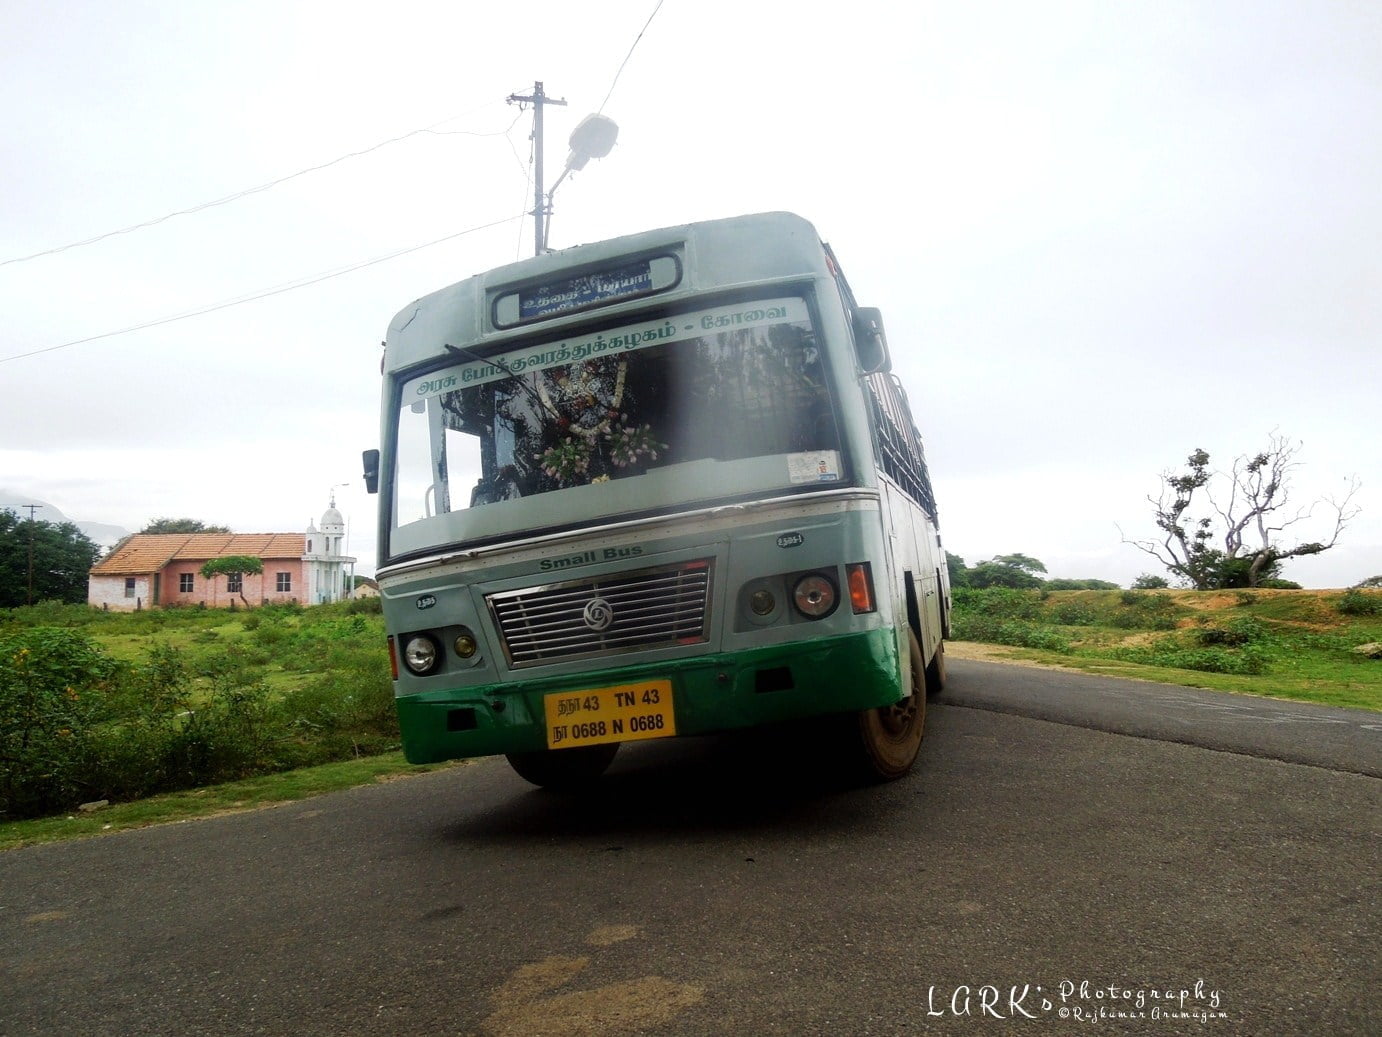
[945,551,969,588]
[967,554,1047,589]
[199,556,262,607]
[1132,573,1170,590]
[0,510,102,607]
[1124,434,1360,589]
[140,518,231,535]
[1045,578,1121,590]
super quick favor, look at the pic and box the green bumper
[396,628,902,764]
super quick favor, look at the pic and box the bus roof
[384,211,832,372]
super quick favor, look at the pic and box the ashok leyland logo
[582,597,614,631]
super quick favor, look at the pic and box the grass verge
[0,752,468,853]
[945,641,1381,711]
[948,588,1382,712]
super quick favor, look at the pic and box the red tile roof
[90,533,306,575]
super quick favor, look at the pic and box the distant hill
[0,489,130,549]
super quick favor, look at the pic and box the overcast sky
[2,0,1378,586]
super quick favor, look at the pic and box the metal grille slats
[489,561,711,667]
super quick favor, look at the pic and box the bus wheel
[852,631,926,781]
[505,743,620,789]
[925,639,947,697]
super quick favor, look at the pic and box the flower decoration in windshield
[538,436,594,482]
[527,360,666,487]
[607,421,665,467]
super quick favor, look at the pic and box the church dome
[321,506,344,527]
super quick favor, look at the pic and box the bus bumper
[395,627,902,764]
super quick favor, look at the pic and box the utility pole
[21,504,41,606]
[507,81,567,256]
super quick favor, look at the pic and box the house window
[125,577,136,598]
[179,573,194,593]
[276,572,292,592]
[227,573,243,594]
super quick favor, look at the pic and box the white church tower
[303,492,357,604]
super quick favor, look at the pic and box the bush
[1108,591,1179,630]
[346,595,382,615]
[1108,610,1179,631]
[1050,602,1099,626]
[0,602,396,819]
[1044,579,1120,591]
[950,613,1072,653]
[1337,589,1382,616]
[1117,643,1272,675]
[952,587,1044,621]
[1194,616,1276,648]
[0,628,121,818]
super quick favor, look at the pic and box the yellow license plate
[544,680,675,750]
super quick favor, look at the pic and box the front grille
[487,559,712,668]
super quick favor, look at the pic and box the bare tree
[1123,433,1360,589]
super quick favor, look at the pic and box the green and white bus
[363,211,951,787]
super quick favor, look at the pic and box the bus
[362,211,951,787]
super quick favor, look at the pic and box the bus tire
[505,743,620,789]
[851,630,926,781]
[925,639,947,697]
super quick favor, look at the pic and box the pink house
[89,501,357,610]
[88,533,315,610]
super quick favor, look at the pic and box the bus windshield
[389,296,845,555]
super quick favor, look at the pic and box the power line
[0,104,518,269]
[0,213,525,365]
[599,0,667,114]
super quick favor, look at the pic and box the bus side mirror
[362,449,380,494]
[853,307,892,374]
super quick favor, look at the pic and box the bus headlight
[749,589,776,616]
[453,629,478,659]
[402,634,441,675]
[792,573,838,619]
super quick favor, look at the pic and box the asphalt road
[2,659,1378,1035]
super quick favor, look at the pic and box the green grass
[1,600,398,827]
[0,752,470,852]
[4,590,1378,847]
[951,588,1382,711]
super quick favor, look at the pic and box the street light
[543,113,619,251]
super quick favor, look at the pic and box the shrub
[1194,616,1276,648]
[1118,643,1272,675]
[1109,591,1179,630]
[950,613,1072,653]
[952,587,1044,621]
[1044,579,1120,591]
[1337,589,1382,616]
[1050,602,1098,626]
[1109,610,1179,631]
[0,628,121,818]
[346,595,382,615]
